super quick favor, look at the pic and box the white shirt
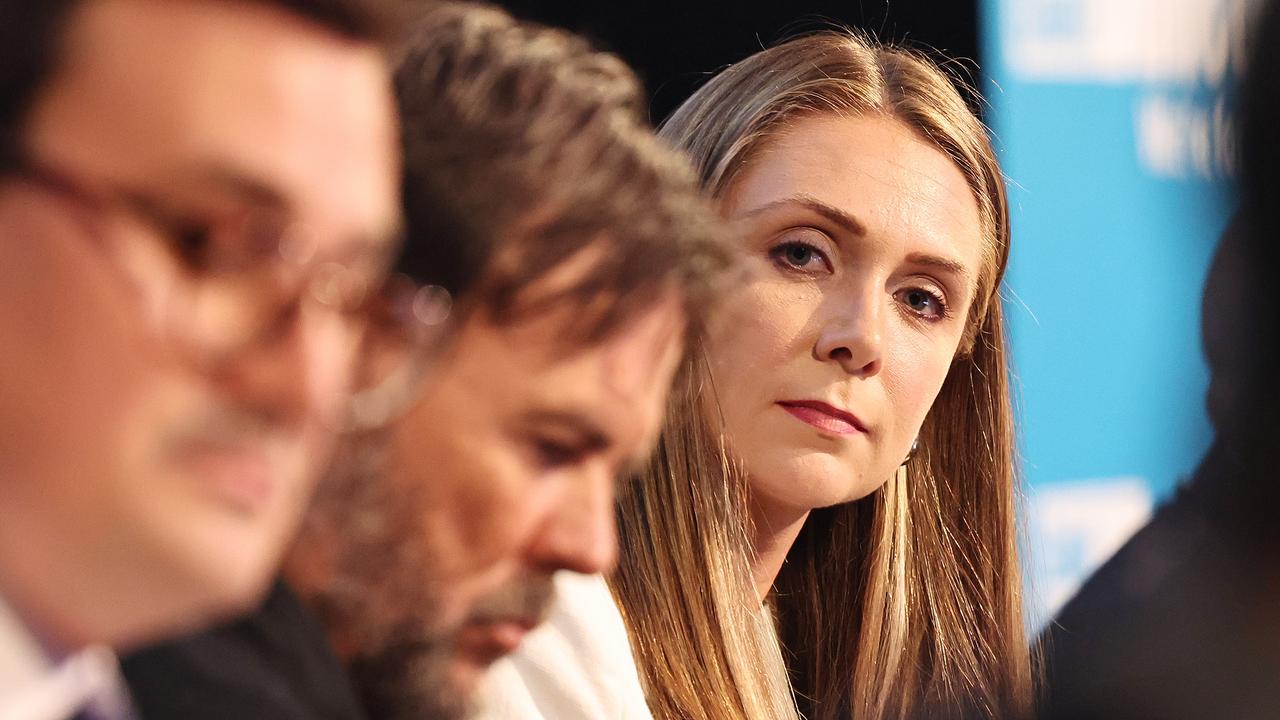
[0,595,135,720]
[476,572,653,720]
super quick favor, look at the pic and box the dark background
[496,0,981,123]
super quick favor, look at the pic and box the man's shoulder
[121,582,366,720]
[1039,480,1280,719]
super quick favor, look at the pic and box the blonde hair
[609,31,1032,720]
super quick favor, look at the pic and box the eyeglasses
[8,158,451,430]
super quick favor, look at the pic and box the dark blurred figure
[0,1,402,719]
[1037,2,1280,718]
[122,3,722,719]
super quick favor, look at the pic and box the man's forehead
[489,284,685,358]
[36,0,399,233]
[471,322,678,444]
[498,298,684,440]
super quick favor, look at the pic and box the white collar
[0,594,134,720]
[477,572,654,719]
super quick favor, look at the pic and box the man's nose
[204,300,356,429]
[525,467,619,576]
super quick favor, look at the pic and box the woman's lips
[777,400,867,436]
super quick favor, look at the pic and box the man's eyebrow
[519,409,612,450]
[521,407,662,479]
[739,194,868,237]
[191,163,289,209]
[194,163,406,256]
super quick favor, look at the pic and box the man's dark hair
[0,0,403,170]
[393,1,724,345]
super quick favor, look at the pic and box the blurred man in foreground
[0,0,402,717]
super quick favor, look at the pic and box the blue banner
[979,0,1246,626]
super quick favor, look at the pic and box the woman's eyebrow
[740,194,867,237]
[741,196,977,293]
[905,252,974,293]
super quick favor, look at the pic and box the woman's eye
[783,244,814,266]
[768,237,831,274]
[896,287,947,320]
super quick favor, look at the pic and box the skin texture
[709,113,985,597]
[292,261,685,720]
[0,0,399,650]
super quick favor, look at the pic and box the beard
[348,631,468,720]
[346,574,556,720]
[298,432,558,719]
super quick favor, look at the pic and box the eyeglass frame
[2,155,452,432]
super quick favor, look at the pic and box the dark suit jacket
[121,581,367,720]
[1037,443,1280,720]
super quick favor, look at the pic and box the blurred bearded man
[287,6,723,718]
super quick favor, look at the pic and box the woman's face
[709,113,986,519]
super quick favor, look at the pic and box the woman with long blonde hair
[608,30,1032,720]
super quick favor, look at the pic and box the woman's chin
[746,453,889,517]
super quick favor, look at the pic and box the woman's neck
[748,496,810,602]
